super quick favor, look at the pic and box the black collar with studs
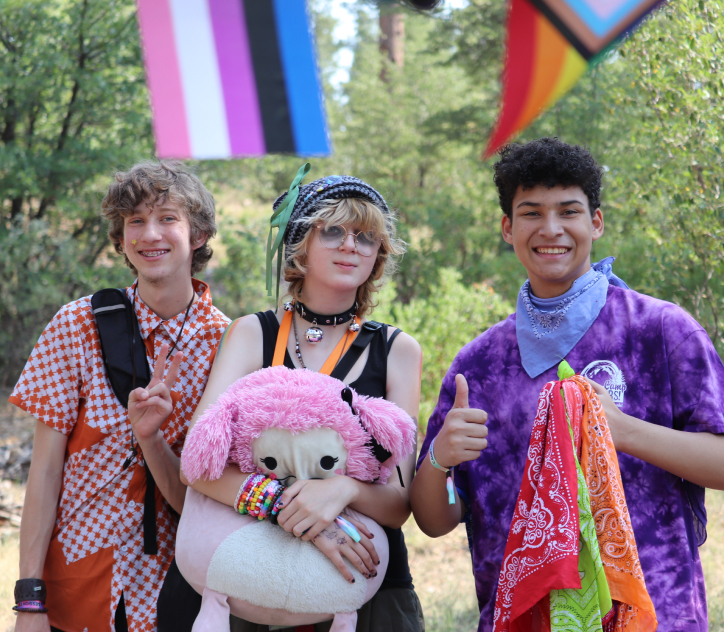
[294,300,357,326]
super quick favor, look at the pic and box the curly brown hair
[283,198,406,316]
[101,161,217,276]
[493,138,603,219]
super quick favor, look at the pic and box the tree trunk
[379,12,404,75]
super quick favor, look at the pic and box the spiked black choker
[284,300,359,344]
[293,300,357,326]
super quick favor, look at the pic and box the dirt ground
[0,394,721,632]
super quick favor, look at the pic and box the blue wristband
[429,438,450,472]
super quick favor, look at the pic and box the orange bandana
[566,376,657,631]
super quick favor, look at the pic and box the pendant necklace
[278,301,361,374]
[292,310,355,372]
[286,300,359,344]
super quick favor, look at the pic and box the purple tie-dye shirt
[419,286,724,632]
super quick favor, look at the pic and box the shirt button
[128,501,135,508]
[121,546,128,553]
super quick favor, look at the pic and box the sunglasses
[317,225,381,257]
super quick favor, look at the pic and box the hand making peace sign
[128,343,184,443]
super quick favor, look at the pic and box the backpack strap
[91,288,157,555]
[386,327,403,354]
[90,289,151,406]
[330,321,383,382]
[255,310,280,369]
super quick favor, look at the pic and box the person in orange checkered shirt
[10,162,230,632]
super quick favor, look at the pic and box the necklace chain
[126,282,194,467]
[291,311,307,369]
[132,283,195,356]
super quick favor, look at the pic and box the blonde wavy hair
[283,198,406,316]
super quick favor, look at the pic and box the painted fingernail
[375,560,380,565]
[350,578,355,583]
[373,572,377,577]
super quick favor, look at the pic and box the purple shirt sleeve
[669,329,724,435]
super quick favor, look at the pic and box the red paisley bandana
[493,381,581,631]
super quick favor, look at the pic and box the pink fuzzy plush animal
[177,365,416,632]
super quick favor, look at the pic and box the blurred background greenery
[1,0,723,432]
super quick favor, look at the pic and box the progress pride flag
[136,0,330,159]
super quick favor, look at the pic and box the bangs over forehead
[301,198,389,237]
[117,190,188,220]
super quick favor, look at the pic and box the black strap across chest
[91,288,157,555]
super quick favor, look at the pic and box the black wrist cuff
[14,578,47,604]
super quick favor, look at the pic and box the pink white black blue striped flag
[135,0,330,159]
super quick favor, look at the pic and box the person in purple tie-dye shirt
[410,137,724,632]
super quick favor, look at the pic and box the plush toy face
[252,428,348,484]
[181,365,417,486]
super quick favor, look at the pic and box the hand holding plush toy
[177,366,417,632]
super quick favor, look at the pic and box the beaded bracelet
[235,474,286,524]
[235,473,255,509]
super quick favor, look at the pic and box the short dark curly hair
[493,138,603,219]
[102,161,217,276]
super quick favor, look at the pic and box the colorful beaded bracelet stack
[235,474,286,524]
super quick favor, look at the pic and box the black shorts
[229,587,425,632]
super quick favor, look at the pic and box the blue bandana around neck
[516,257,630,378]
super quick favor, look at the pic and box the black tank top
[255,310,413,590]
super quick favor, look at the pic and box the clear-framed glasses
[317,225,381,257]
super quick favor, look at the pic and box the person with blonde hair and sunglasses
[163,166,424,632]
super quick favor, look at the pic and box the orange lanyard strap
[272,310,293,368]
[272,309,361,376]
[319,315,361,375]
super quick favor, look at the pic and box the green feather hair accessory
[265,162,311,306]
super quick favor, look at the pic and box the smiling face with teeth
[501,184,604,299]
[122,198,206,290]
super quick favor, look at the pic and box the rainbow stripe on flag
[136,0,330,159]
[484,0,666,158]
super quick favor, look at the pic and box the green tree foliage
[0,0,150,383]
[211,216,269,320]
[322,6,509,303]
[603,1,724,349]
[374,269,512,432]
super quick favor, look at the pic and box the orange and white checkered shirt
[10,279,230,632]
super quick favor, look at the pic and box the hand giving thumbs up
[432,374,489,468]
